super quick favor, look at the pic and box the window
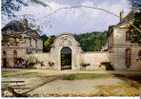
[2,51,7,68]
[126,31,131,41]
[14,37,18,46]
[35,39,38,48]
[13,50,17,65]
[108,32,113,52]
[3,51,6,56]
[26,48,32,54]
[29,38,32,47]
[125,48,131,68]
[138,50,141,60]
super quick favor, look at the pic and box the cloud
[2,0,131,35]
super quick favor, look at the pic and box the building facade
[107,11,141,71]
[2,19,43,68]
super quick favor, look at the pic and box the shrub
[80,63,90,68]
[100,62,114,70]
[24,56,38,68]
[48,61,54,67]
[62,75,76,80]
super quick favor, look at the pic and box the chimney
[22,18,28,30]
[120,10,124,22]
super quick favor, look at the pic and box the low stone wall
[29,52,110,70]
[27,53,53,69]
[81,52,110,70]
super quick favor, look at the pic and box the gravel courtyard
[2,69,141,96]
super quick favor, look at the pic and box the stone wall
[31,52,110,70]
[2,37,43,68]
[130,46,141,70]
[25,34,110,70]
[81,52,109,70]
[2,47,27,67]
[27,53,52,69]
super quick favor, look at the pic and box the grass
[2,69,114,79]
[2,72,36,77]
[2,71,48,78]
[62,73,113,80]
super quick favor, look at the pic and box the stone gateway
[30,33,109,70]
[50,33,82,70]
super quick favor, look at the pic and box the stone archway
[50,33,82,70]
[61,47,72,70]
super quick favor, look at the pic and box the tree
[2,0,48,17]
[43,36,56,52]
[129,11,141,45]
[128,0,141,45]
[31,0,49,7]
[41,34,48,42]
[41,34,48,52]
[129,0,141,10]
[2,0,28,17]
[2,0,49,34]
[74,32,107,51]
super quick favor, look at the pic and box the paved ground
[2,69,141,96]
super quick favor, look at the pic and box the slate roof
[2,20,27,32]
[2,19,40,38]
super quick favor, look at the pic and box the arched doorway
[61,47,72,70]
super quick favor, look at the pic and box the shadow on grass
[113,74,141,89]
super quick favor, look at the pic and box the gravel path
[29,78,125,96]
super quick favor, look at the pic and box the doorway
[61,47,72,70]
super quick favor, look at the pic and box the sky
[2,0,132,35]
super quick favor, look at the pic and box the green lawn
[61,73,113,80]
